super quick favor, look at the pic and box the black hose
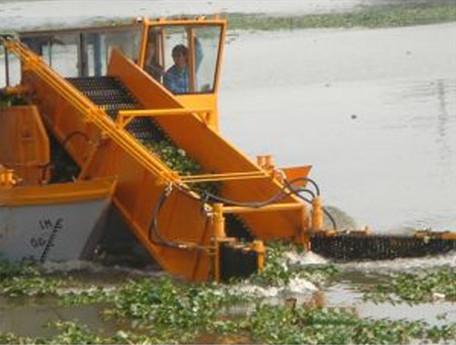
[283,177,337,230]
[286,176,320,196]
[148,185,206,250]
[148,185,180,248]
[176,173,338,231]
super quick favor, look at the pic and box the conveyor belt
[67,76,254,241]
[310,234,456,261]
[67,76,166,142]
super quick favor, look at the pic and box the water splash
[285,250,328,266]
[337,252,456,274]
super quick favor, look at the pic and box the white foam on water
[286,277,318,294]
[285,250,329,266]
[231,252,322,298]
[337,252,456,274]
[233,283,281,298]
[233,278,318,298]
[42,260,104,273]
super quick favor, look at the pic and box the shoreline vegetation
[227,1,456,31]
[1,1,455,33]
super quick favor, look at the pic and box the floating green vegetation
[102,277,252,342]
[227,0,456,31]
[61,285,111,306]
[0,261,63,297]
[360,268,456,304]
[2,304,455,344]
[213,303,456,344]
[2,260,456,344]
[0,321,107,345]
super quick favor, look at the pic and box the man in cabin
[163,38,203,94]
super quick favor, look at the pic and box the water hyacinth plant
[360,268,456,304]
[0,261,64,297]
[1,259,456,344]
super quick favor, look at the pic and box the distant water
[220,24,456,232]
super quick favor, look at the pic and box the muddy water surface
[220,23,456,231]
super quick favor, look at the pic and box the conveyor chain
[67,76,256,244]
[67,76,166,142]
[310,233,456,261]
[67,76,139,119]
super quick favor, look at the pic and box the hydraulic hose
[176,174,338,231]
[283,176,337,230]
[148,184,206,250]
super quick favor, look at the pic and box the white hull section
[0,198,110,262]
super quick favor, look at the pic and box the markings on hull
[39,217,63,263]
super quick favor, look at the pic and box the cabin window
[0,47,21,87]
[20,26,141,78]
[192,26,220,93]
[49,34,79,77]
[144,24,222,94]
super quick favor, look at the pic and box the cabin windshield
[143,24,222,94]
[20,26,141,77]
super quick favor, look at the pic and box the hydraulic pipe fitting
[212,203,225,283]
[311,196,324,230]
[212,203,226,239]
[252,240,266,272]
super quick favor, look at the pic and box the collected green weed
[141,139,221,195]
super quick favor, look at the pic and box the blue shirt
[164,40,203,94]
[163,65,189,94]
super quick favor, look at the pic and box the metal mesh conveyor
[67,76,166,142]
[310,233,456,261]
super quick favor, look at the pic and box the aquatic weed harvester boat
[1,16,455,282]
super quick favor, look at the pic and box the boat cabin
[3,16,226,122]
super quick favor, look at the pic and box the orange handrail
[2,37,177,182]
